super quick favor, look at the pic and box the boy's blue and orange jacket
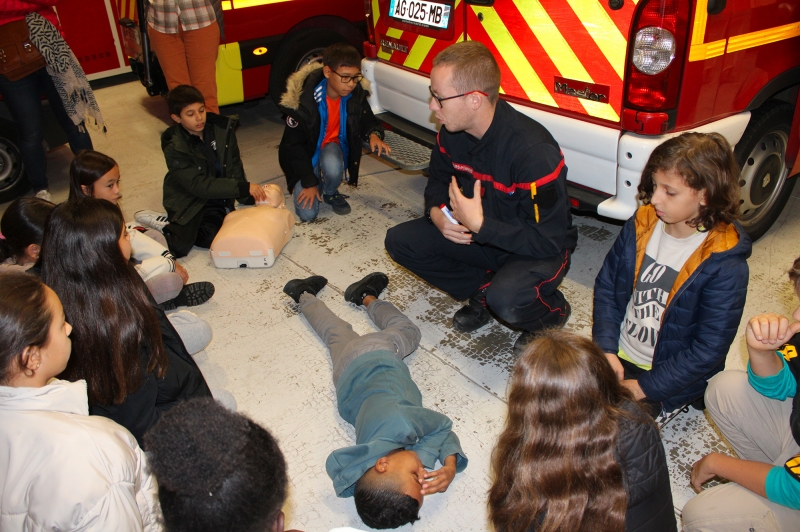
[593,205,752,412]
[277,63,384,193]
[325,350,468,498]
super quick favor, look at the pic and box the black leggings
[164,200,228,258]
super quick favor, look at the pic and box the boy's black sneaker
[283,276,328,303]
[512,301,572,356]
[323,192,351,215]
[161,282,215,310]
[344,272,388,306]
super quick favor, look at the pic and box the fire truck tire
[269,28,347,107]
[0,137,29,204]
[734,101,796,242]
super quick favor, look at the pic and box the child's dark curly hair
[354,472,420,529]
[144,398,287,532]
[638,132,740,231]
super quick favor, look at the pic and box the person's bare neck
[465,104,496,139]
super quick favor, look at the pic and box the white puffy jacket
[0,380,162,531]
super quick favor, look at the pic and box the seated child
[145,397,303,532]
[69,149,214,309]
[0,271,160,531]
[0,196,54,272]
[40,198,213,443]
[489,330,676,532]
[278,42,390,221]
[684,256,800,531]
[135,84,268,258]
[282,272,467,529]
[593,132,751,417]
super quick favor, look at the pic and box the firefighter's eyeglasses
[330,70,364,84]
[429,86,489,108]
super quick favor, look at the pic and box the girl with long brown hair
[489,330,676,532]
[40,197,212,443]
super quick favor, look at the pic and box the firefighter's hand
[449,177,484,233]
[430,206,472,244]
[296,186,321,210]
[249,183,268,203]
[370,133,391,156]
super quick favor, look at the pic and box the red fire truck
[120,0,366,106]
[361,0,800,239]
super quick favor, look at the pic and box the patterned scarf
[25,13,106,133]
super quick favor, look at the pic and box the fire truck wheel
[734,101,796,242]
[0,137,29,204]
[269,28,347,107]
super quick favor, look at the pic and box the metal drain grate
[364,130,431,171]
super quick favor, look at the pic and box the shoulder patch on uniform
[286,116,298,128]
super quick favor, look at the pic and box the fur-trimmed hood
[279,62,371,111]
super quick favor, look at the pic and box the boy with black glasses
[278,43,390,221]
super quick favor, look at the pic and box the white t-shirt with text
[618,222,707,368]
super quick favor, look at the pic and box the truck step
[364,130,431,171]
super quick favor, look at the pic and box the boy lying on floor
[283,272,468,529]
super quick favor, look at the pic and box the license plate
[388,0,451,30]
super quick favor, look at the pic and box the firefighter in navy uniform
[385,42,577,355]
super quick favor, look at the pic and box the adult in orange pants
[146,0,223,113]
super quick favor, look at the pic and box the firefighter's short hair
[638,132,741,231]
[323,42,362,72]
[433,41,500,104]
[168,85,205,117]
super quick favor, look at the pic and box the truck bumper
[362,58,752,221]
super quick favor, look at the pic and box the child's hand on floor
[420,455,457,495]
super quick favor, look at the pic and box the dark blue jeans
[0,67,93,191]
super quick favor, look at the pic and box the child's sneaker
[283,276,328,303]
[344,272,388,306]
[323,192,351,215]
[135,210,169,232]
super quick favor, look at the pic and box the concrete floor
[5,80,800,531]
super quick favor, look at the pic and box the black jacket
[278,63,383,192]
[89,302,212,445]
[427,100,578,259]
[617,400,677,532]
[161,112,251,226]
[525,400,675,532]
